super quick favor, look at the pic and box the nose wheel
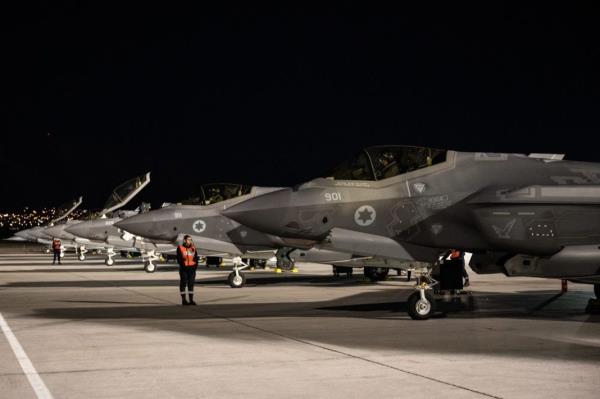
[407,288,437,320]
[105,247,116,266]
[228,257,249,288]
[142,250,159,273]
[406,272,439,320]
[78,246,87,261]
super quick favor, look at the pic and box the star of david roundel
[354,205,376,227]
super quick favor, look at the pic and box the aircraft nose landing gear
[143,250,159,273]
[104,247,116,266]
[228,257,249,288]
[78,246,87,261]
[407,278,438,320]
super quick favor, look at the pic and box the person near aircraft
[52,238,62,265]
[448,249,469,287]
[177,235,199,306]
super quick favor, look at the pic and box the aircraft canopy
[326,145,447,181]
[182,183,253,206]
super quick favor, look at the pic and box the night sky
[2,4,599,210]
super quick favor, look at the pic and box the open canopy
[181,183,253,206]
[52,196,83,223]
[101,172,150,216]
[325,145,447,181]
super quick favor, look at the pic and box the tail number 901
[324,192,342,201]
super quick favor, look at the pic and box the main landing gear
[228,257,249,288]
[364,266,389,282]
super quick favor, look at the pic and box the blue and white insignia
[413,182,426,194]
[354,205,376,227]
[192,219,207,233]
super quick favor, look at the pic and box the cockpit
[181,183,253,206]
[102,173,149,212]
[52,197,82,222]
[325,145,447,181]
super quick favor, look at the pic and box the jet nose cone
[115,213,153,237]
[65,222,87,238]
[223,188,293,235]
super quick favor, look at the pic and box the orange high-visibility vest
[450,249,462,259]
[179,245,197,267]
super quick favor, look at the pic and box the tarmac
[0,246,599,398]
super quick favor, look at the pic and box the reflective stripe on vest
[179,245,197,267]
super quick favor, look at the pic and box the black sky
[1,4,599,210]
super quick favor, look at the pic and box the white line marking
[0,313,54,399]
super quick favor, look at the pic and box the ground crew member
[449,249,469,287]
[52,238,62,265]
[177,235,199,306]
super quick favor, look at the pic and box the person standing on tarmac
[52,238,62,265]
[177,235,199,306]
[449,249,469,287]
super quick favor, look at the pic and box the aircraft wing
[321,228,414,261]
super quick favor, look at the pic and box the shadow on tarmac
[28,289,600,363]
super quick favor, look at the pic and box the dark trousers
[179,266,197,293]
[52,250,61,264]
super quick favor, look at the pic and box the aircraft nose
[115,213,156,237]
[65,222,88,238]
[223,188,293,236]
[43,225,63,239]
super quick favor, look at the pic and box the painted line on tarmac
[0,313,54,399]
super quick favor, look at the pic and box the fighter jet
[63,173,175,270]
[221,145,600,319]
[11,197,85,255]
[115,183,374,286]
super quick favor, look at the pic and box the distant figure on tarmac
[177,235,199,306]
[52,238,62,265]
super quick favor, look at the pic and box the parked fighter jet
[11,197,84,255]
[221,145,600,319]
[115,183,372,286]
[62,173,175,270]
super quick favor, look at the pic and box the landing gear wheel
[364,267,389,282]
[407,290,437,320]
[105,258,115,266]
[228,271,246,288]
[144,261,156,273]
[595,283,600,298]
[78,254,86,261]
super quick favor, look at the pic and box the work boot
[188,293,196,306]
[181,294,190,306]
